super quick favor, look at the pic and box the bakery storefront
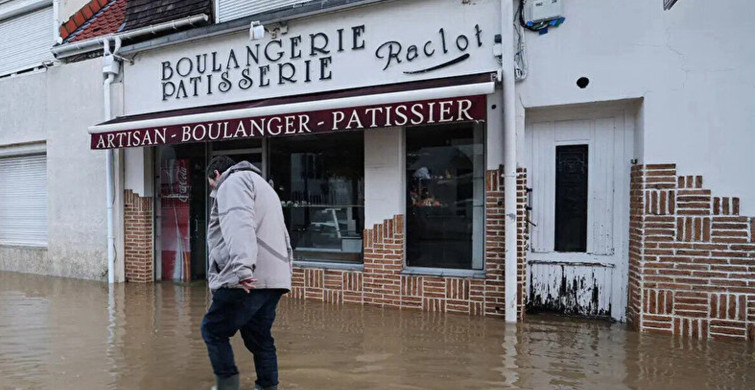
[91,0,523,317]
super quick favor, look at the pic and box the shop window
[268,132,364,264]
[406,124,484,270]
[554,144,588,252]
[210,138,264,174]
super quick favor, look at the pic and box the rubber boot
[211,374,240,390]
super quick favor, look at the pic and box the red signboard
[90,95,486,150]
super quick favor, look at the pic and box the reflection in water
[1,272,753,389]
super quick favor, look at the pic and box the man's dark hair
[206,155,236,179]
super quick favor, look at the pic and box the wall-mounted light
[250,21,265,40]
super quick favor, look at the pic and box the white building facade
[0,0,110,280]
[2,0,754,340]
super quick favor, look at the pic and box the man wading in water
[201,156,293,390]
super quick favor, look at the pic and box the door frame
[524,100,638,321]
[153,144,211,282]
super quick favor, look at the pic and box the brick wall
[124,190,153,283]
[629,164,755,341]
[290,167,529,318]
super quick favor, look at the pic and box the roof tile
[81,5,94,19]
[123,0,211,31]
[64,0,127,43]
[89,0,103,14]
[59,0,211,44]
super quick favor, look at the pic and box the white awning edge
[89,81,495,134]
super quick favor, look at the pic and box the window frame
[0,145,48,248]
[267,131,366,265]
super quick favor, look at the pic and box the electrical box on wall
[524,0,563,23]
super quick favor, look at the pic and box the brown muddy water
[0,272,753,390]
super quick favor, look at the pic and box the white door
[525,107,633,321]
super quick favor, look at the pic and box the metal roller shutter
[217,0,313,23]
[0,6,54,76]
[0,154,48,246]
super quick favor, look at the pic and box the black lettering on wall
[352,25,366,50]
[320,57,332,80]
[310,32,330,56]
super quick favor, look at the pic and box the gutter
[51,13,209,60]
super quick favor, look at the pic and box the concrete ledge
[401,267,486,279]
[293,260,364,272]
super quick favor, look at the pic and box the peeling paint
[528,263,613,319]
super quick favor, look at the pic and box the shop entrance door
[524,107,634,321]
[156,143,208,282]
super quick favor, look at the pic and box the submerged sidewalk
[0,272,753,389]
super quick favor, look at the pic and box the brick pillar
[627,165,646,328]
[484,167,528,319]
[363,215,404,308]
[124,190,153,283]
[629,164,755,341]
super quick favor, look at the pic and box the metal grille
[216,0,313,23]
[0,154,48,246]
[0,6,54,76]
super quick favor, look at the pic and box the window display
[268,132,365,263]
[406,124,484,270]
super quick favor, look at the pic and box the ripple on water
[1,272,754,390]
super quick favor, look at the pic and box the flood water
[1,272,753,390]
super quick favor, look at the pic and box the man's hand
[239,278,257,293]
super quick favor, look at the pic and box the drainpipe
[501,0,518,323]
[103,37,122,284]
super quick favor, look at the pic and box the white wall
[61,0,88,21]
[0,71,48,145]
[0,60,107,279]
[517,0,755,214]
[364,127,404,228]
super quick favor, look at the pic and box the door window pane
[158,144,208,281]
[554,144,588,252]
[268,132,364,263]
[406,124,484,270]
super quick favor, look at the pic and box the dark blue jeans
[201,288,284,388]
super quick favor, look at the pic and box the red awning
[90,73,496,150]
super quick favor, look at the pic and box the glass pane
[406,124,484,270]
[158,144,207,282]
[211,138,262,151]
[268,132,364,263]
[555,144,588,252]
[214,152,263,173]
